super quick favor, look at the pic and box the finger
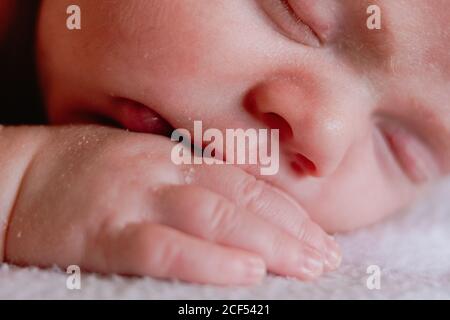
[91,222,266,286]
[155,185,326,280]
[188,164,341,270]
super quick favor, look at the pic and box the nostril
[261,112,294,141]
[292,153,317,175]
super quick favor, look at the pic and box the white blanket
[1,179,449,300]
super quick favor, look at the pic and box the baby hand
[5,125,341,285]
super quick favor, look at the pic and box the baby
[1,0,449,286]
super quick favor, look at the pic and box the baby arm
[1,124,340,285]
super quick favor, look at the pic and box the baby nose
[245,79,353,177]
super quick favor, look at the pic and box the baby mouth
[111,99,306,208]
[113,98,174,136]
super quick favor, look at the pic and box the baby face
[37,0,450,232]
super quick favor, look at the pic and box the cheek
[38,0,214,117]
[111,1,272,125]
[108,1,216,80]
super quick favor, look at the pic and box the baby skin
[1,0,450,285]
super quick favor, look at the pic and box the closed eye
[378,123,440,184]
[258,0,321,47]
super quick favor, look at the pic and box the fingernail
[324,236,342,270]
[299,248,324,279]
[245,257,266,283]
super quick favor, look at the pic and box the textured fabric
[1,179,449,300]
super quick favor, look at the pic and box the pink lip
[113,98,173,136]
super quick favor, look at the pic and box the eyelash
[261,0,321,47]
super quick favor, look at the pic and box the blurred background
[0,0,46,125]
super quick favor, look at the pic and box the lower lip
[113,98,173,136]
